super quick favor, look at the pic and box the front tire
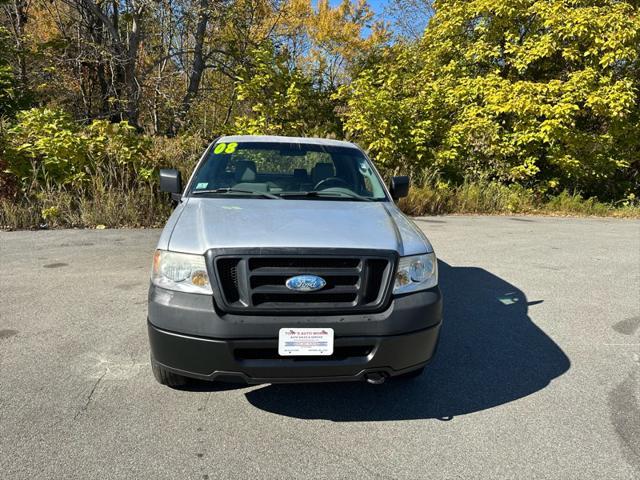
[151,353,188,388]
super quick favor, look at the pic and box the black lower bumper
[148,320,441,384]
[148,285,443,384]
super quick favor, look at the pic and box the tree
[233,43,338,136]
[0,0,384,136]
[0,6,17,198]
[384,0,433,40]
[232,0,387,137]
[341,0,640,199]
[72,0,147,127]
[177,0,210,131]
[0,20,16,116]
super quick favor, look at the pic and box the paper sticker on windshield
[358,158,371,175]
[213,142,238,154]
[196,182,208,189]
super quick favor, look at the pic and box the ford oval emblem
[285,275,327,292]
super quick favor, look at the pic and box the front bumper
[148,286,443,384]
[149,321,441,384]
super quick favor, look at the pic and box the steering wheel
[313,177,351,191]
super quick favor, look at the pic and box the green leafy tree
[0,30,15,117]
[0,16,17,199]
[233,44,340,136]
[0,0,19,118]
[231,1,384,137]
[341,0,640,199]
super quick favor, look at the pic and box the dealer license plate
[278,328,334,356]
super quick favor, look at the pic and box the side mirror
[159,168,182,202]
[390,176,410,200]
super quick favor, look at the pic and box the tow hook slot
[365,372,387,385]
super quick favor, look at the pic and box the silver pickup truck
[148,135,442,386]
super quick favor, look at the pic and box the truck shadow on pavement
[244,260,571,421]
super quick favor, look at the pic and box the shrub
[5,108,88,191]
[399,171,639,218]
[0,109,207,229]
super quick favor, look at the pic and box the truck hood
[160,197,432,256]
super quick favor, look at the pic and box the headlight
[151,250,212,294]
[393,253,438,294]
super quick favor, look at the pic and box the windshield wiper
[191,188,281,199]
[279,191,374,202]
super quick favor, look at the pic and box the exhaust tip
[365,372,387,385]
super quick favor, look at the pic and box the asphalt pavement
[1,216,639,479]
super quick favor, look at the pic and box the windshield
[188,141,388,201]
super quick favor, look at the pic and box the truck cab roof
[216,135,361,150]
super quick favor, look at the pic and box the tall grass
[2,166,638,231]
[400,172,639,218]
[0,133,204,230]
[0,179,173,229]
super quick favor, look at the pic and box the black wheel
[397,366,425,380]
[151,353,188,388]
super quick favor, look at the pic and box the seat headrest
[293,168,308,180]
[311,163,334,184]
[235,160,256,182]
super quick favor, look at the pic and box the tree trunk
[172,0,209,134]
[12,0,28,94]
[77,0,144,127]
[124,10,142,128]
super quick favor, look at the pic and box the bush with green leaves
[4,108,153,194]
[340,0,640,200]
[5,108,87,191]
[85,120,154,185]
[0,108,182,228]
